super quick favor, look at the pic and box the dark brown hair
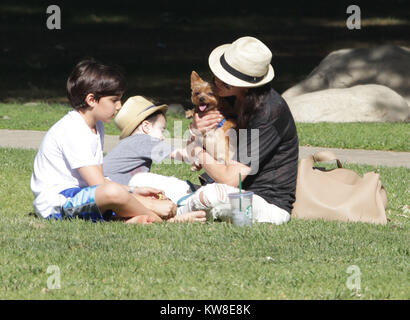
[223,83,272,129]
[144,110,166,124]
[66,59,126,109]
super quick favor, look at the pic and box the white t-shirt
[30,110,105,218]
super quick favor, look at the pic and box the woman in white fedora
[186,36,299,225]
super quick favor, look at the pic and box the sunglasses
[212,76,232,90]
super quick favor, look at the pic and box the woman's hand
[191,110,224,135]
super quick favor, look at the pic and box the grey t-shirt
[103,134,174,185]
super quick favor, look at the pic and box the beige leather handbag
[292,151,388,224]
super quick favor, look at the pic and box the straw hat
[208,36,274,88]
[115,96,167,139]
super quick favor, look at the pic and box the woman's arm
[190,110,251,186]
[192,146,251,187]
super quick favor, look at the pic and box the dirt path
[0,129,409,168]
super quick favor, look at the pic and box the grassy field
[1,0,409,301]
[0,147,409,299]
[0,103,409,151]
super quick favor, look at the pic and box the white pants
[129,172,290,225]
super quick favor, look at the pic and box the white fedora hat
[115,96,167,139]
[208,36,274,88]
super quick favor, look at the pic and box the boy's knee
[97,182,128,205]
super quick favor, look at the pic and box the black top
[233,87,299,213]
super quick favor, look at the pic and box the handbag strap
[312,151,343,168]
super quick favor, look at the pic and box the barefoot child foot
[124,215,157,224]
[168,210,206,223]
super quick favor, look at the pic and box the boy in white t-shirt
[30,59,206,224]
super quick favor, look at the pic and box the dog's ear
[190,71,202,88]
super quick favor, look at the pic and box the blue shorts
[47,186,115,222]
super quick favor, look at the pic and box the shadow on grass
[0,0,410,104]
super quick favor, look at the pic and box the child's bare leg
[95,181,162,222]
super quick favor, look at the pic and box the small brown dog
[189,71,236,170]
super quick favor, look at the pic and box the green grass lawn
[0,103,409,151]
[0,147,409,299]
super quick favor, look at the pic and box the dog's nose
[199,97,205,103]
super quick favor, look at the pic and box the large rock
[284,84,410,122]
[167,103,186,115]
[282,45,410,106]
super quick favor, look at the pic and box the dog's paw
[185,109,195,119]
